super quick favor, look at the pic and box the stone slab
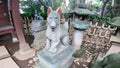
[37,45,74,68]
[0,46,10,60]
[106,44,120,56]
[0,57,20,68]
[36,58,73,68]
[110,35,120,43]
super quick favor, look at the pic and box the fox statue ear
[56,7,62,16]
[47,7,53,15]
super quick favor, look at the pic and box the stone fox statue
[45,7,69,54]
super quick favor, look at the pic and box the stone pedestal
[72,30,84,51]
[36,45,74,68]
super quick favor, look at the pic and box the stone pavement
[106,32,120,56]
[0,46,20,68]
[0,46,10,59]
[106,43,120,56]
[0,57,20,68]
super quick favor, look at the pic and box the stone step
[0,57,20,68]
[110,35,120,43]
[0,46,10,60]
[106,44,120,56]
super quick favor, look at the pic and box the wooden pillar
[11,0,31,53]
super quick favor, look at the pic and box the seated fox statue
[45,7,69,54]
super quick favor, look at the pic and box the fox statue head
[47,7,62,31]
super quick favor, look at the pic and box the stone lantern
[31,10,45,50]
[70,3,94,51]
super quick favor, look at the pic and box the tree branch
[38,0,48,10]
[104,5,120,17]
[101,0,110,18]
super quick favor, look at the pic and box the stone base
[37,45,74,68]
[31,43,45,51]
[72,30,83,51]
[13,49,35,60]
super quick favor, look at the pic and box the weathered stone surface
[29,60,33,64]
[72,30,84,51]
[31,20,46,48]
[33,57,38,62]
[0,57,19,68]
[37,45,74,68]
[0,46,10,60]
[45,7,69,54]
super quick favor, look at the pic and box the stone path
[0,57,20,68]
[0,46,10,59]
[106,43,120,56]
[106,32,120,55]
[0,46,20,68]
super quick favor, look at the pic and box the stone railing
[83,22,117,54]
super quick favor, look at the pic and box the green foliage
[86,0,103,11]
[40,12,47,19]
[20,13,34,18]
[103,13,117,24]
[69,0,75,9]
[53,0,62,10]
[20,0,41,13]
[88,15,101,22]
[89,3,102,11]
[20,11,47,19]
[63,13,72,19]
[92,53,120,68]
[88,13,118,24]
[20,0,63,18]
[96,0,101,2]
[114,0,118,6]
[20,0,47,18]
[92,61,103,68]
[45,0,63,10]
